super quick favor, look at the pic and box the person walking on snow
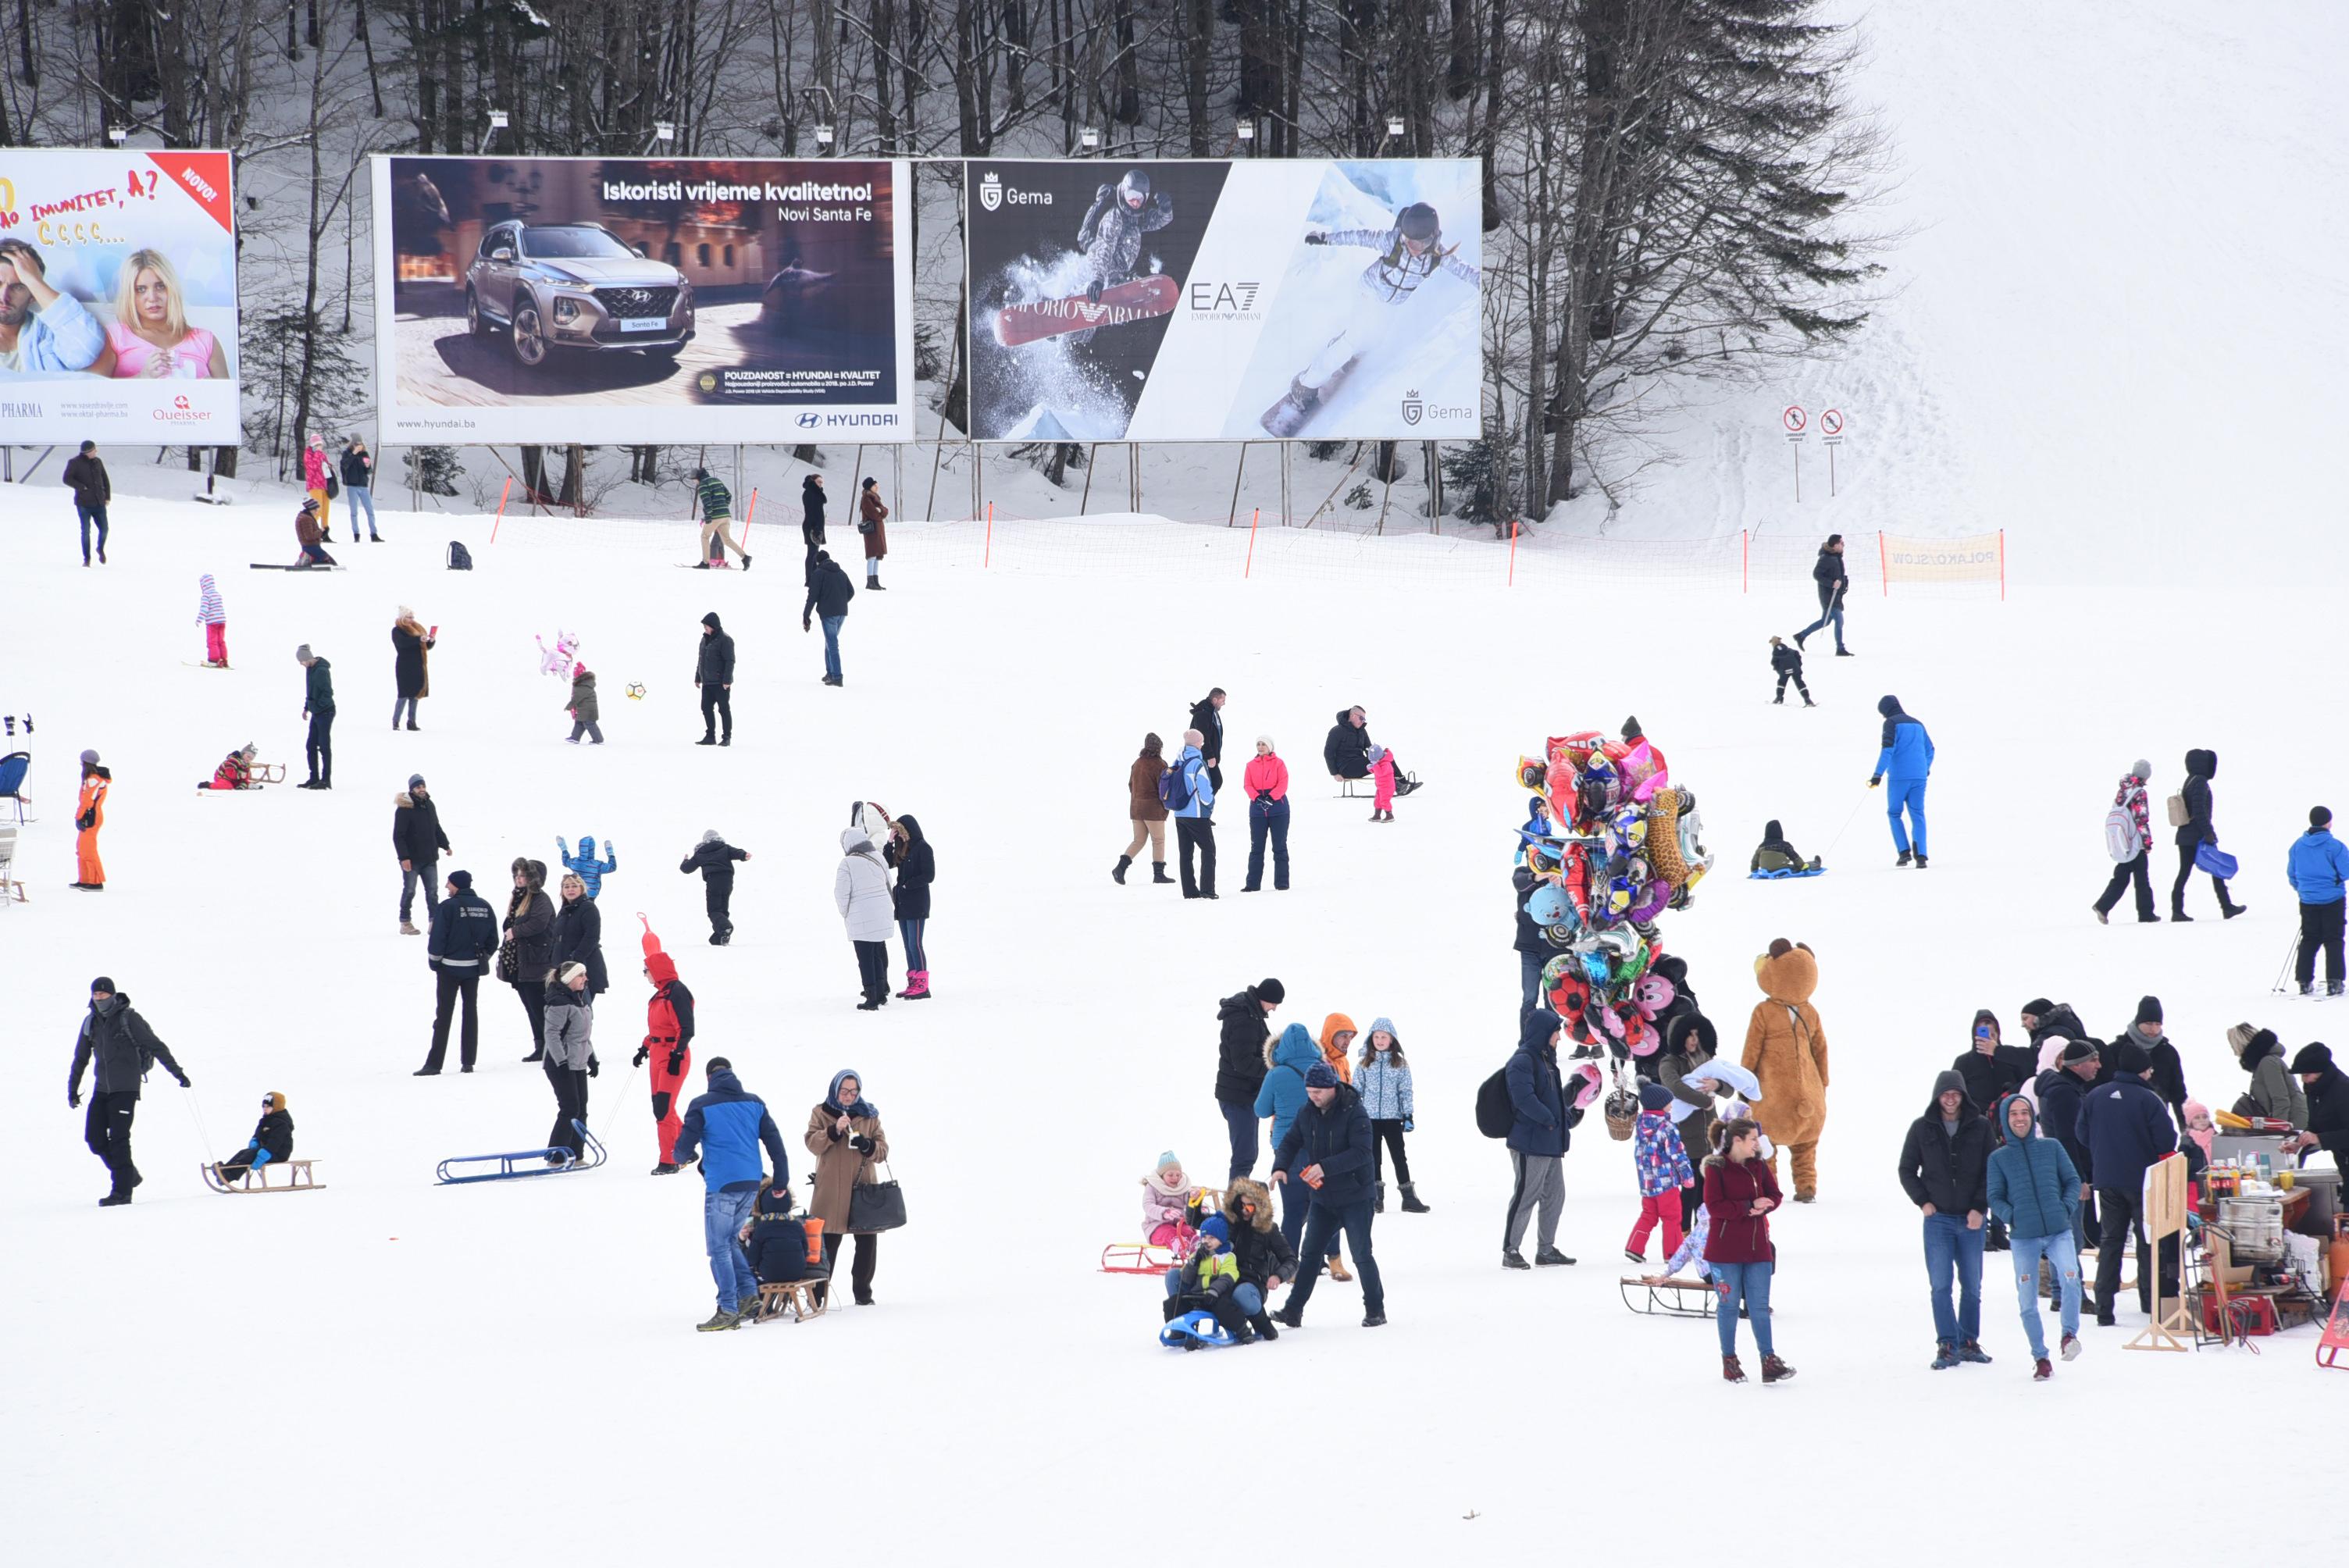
[1987,1092,2084,1379]
[1899,1070,1994,1370]
[562,666,603,744]
[691,466,750,569]
[1706,1118,1794,1384]
[1171,729,1217,898]
[857,477,889,590]
[680,829,750,945]
[194,573,228,667]
[1742,939,1830,1201]
[804,551,856,687]
[836,822,894,1010]
[634,918,697,1174]
[1270,1064,1389,1329]
[2287,806,2349,996]
[67,977,190,1206]
[1870,694,1934,867]
[70,749,110,890]
[1793,534,1851,655]
[340,437,380,543]
[1264,202,1479,438]
[799,472,828,583]
[297,645,334,789]
[2093,761,2158,924]
[62,440,111,565]
[1214,978,1283,1180]
[390,608,433,730]
[392,774,449,934]
[2171,750,2244,920]
[672,1057,793,1331]
[1767,636,1813,707]
[416,868,497,1074]
[1114,733,1172,886]
[1241,736,1291,892]
[1501,1008,1581,1270]
[1625,1081,1696,1263]
[877,808,935,1000]
[694,612,736,745]
[557,835,616,898]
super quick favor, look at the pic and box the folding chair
[0,750,28,825]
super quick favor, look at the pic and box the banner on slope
[964,158,1483,443]
[370,155,914,444]
[0,150,241,443]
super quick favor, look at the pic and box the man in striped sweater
[693,467,750,570]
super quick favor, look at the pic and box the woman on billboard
[102,249,229,380]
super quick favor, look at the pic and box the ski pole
[2273,931,2303,995]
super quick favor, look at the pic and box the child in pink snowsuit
[1141,1151,1199,1252]
[196,572,227,666]
[1369,744,1397,822]
[1625,1082,1696,1261]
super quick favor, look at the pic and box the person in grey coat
[541,962,594,1160]
[2225,1024,2309,1127]
[836,825,893,1011]
[67,977,191,1206]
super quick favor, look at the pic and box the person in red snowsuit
[634,918,697,1174]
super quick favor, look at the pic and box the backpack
[2103,803,2141,863]
[1474,1067,1516,1139]
[447,540,473,571]
[1160,759,1193,812]
[2165,792,2190,829]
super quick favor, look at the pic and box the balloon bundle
[1514,719,1714,1065]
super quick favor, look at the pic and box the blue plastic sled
[437,1121,606,1185]
[1159,1310,1239,1350]
[1748,867,1826,880]
[2194,843,2240,879]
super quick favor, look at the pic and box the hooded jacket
[1741,942,1830,1146]
[1323,709,1372,779]
[246,1104,297,1163]
[197,573,225,625]
[2176,749,2218,849]
[1951,1040,2025,1116]
[1214,987,1274,1103]
[858,484,889,558]
[1702,1151,1780,1266]
[695,615,736,686]
[833,826,893,942]
[1253,1024,1324,1149]
[1187,695,1224,768]
[1355,1034,1413,1122]
[884,814,933,922]
[1749,818,1808,875]
[1873,697,1934,782]
[804,556,856,620]
[1812,543,1848,607]
[746,1182,813,1284]
[2232,1030,2307,1126]
[1504,1009,1573,1157]
[504,865,557,982]
[674,1066,791,1194]
[390,790,448,865]
[1985,1095,2080,1241]
[540,978,594,1070]
[1128,738,1168,821]
[800,473,826,531]
[1317,1013,1357,1085]
[566,669,599,724]
[2025,1002,2091,1055]
[1201,1179,1297,1288]
[680,836,747,886]
[2286,827,2349,905]
[69,993,184,1100]
[1898,1070,1993,1214]
[2074,1071,2177,1196]
[558,836,616,899]
[1271,1081,1377,1208]
[304,654,335,715]
[2036,1061,2099,1181]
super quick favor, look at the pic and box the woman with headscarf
[391,607,434,731]
[804,1068,889,1306]
[501,858,558,1061]
[1115,733,1171,886]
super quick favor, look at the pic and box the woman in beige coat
[804,1067,889,1306]
[1740,939,1830,1203]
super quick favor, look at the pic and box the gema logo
[978,172,1003,212]
[1400,390,1423,426]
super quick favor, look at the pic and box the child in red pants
[1625,1081,1695,1261]
[1368,744,1398,823]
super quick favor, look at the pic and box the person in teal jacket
[1985,1093,2083,1377]
[1870,694,1936,868]
[2287,806,2349,994]
[1255,1021,1341,1265]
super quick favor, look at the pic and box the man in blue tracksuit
[672,1056,793,1331]
[2287,806,2349,995]
[1870,694,1936,868]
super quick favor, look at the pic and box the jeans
[1163,1271,1264,1318]
[77,501,110,562]
[821,615,844,681]
[567,719,604,743]
[392,694,419,727]
[1244,796,1290,890]
[898,918,928,972]
[2095,853,2155,919]
[400,859,440,923]
[1885,779,1927,857]
[1795,590,1845,650]
[422,964,481,1071]
[1519,948,1545,1025]
[1275,1167,1342,1259]
[1287,1198,1383,1318]
[347,486,378,538]
[1176,815,1217,896]
[1923,1210,1986,1345]
[1713,1260,1775,1356]
[1218,1097,1258,1181]
[2011,1230,2081,1360]
[305,710,333,784]
[2297,900,2345,986]
[703,1187,760,1312]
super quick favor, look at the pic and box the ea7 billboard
[372,156,913,444]
[0,150,241,443]
[964,158,1481,442]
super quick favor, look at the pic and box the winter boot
[1249,1312,1279,1342]
[1897,850,1913,868]
[650,1163,680,1175]
[695,1310,741,1332]
[1930,1340,1961,1370]
[2332,981,2347,999]
[1760,1354,1795,1384]
[1151,862,1174,885]
[2301,982,2316,996]
[1327,1252,1353,1283]
[1113,854,1132,885]
[400,920,422,935]
[1272,1304,1303,1329]
[1914,853,1929,868]
[1399,1183,1431,1213]
[1375,1181,1387,1214]
[1502,1249,1531,1270]
[2222,902,2247,918]
[1722,1355,1748,1384]
[904,971,932,1000]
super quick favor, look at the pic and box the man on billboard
[1262,201,1480,437]
[0,241,106,376]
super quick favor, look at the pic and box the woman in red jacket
[1242,736,1290,893]
[1704,1118,1795,1384]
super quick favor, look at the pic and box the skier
[67,977,191,1206]
[634,918,697,1174]
[693,612,735,745]
[195,573,228,667]
[1075,170,1174,308]
[680,829,750,945]
[672,1056,794,1331]
[296,644,334,789]
[210,1092,295,1188]
[1869,694,1934,868]
[1263,201,1479,437]
[556,835,617,898]
[70,748,110,890]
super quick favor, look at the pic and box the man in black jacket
[695,612,736,743]
[802,552,855,687]
[417,868,500,1074]
[1271,1064,1387,1329]
[392,774,450,935]
[1793,533,1849,655]
[1214,978,1283,1180]
[2112,996,2189,1121]
[1324,705,1371,780]
[1897,1070,1992,1368]
[1512,864,1550,1026]
[680,830,751,944]
[297,643,335,789]
[62,440,110,565]
[67,978,190,1206]
[1189,689,1227,793]
[800,472,828,583]
[2036,1039,2101,1250]
[2284,1043,2349,1173]
[2077,1042,2179,1324]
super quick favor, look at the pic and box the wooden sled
[754,1280,829,1324]
[1620,1274,1716,1319]
[201,1158,324,1193]
[1101,1242,1181,1276]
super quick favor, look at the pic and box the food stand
[2194,1117,2344,1345]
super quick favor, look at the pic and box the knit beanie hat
[2020,997,2055,1021]
[1157,1150,1182,1172]
[295,644,313,663]
[1304,1063,1340,1089]
[91,975,115,994]
[408,773,426,789]
[1257,978,1285,1005]
[2133,996,2163,1028]
[2131,759,2151,781]
[2314,807,2333,829]
[2116,1040,2152,1074]
[1638,1082,1674,1112]
[448,869,472,891]
[700,829,722,845]
[2290,1043,2333,1074]
[2061,1039,2099,1064]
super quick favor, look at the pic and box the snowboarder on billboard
[1263,201,1481,438]
[1076,170,1174,305]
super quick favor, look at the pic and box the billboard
[371,156,914,444]
[0,150,241,443]
[964,158,1481,442]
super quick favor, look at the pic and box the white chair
[0,823,23,905]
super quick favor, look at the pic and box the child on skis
[195,573,227,666]
[1142,1150,1200,1252]
[557,835,617,899]
[1769,636,1813,707]
[1368,745,1397,823]
[565,665,604,744]
[1625,1081,1697,1262]
[1356,1019,1430,1213]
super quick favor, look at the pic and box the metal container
[2289,1165,2340,1228]
[2218,1196,2286,1262]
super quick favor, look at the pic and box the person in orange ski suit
[634,918,697,1175]
[73,749,111,889]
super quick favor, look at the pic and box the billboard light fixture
[1235,121,1256,141]
[107,126,128,144]
[1080,127,1100,151]
[489,110,509,130]
[654,120,676,144]
[1385,116,1406,138]
[815,123,835,146]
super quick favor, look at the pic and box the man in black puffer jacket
[1324,705,1372,780]
[1214,978,1283,1180]
[802,551,857,688]
[2035,1039,2101,1250]
[1897,1070,1993,1368]
[1271,1064,1387,1329]
[67,978,190,1206]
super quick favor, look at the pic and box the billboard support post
[1079,444,1096,515]
[1228,443,1250,526]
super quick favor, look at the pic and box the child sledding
[197,743,283,791]
[1748,819,1823,878]
[201,1092,323,1192]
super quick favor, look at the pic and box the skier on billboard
[1261,201,1480,438]
[1075,170,1174,305]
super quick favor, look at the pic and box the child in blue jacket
[557,835,617,899]
[1255,1021,1344,1268]
[1354,1017,1429,1213]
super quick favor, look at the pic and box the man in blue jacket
[1270,1064,1386,1328]
[2073,1040,2178,1326]
[1502,1008,1580,1270]
[2287,805,2349,996]
[1870,694,1936,868]
[672,1057,793,1331]
[1171,727,1217,900]
[416,869,500,1075]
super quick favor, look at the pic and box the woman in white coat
[836,825,895,1010]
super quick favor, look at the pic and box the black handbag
[847,1161,907,1232]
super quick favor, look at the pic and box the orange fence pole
[1879,532,1889,597]
[740,487,758,548]
[1245,508,1260,578]
[1506,517,1519,586]
[984,501,993,568]
[490,476,513,543]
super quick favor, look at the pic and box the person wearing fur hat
[540,961,595,1161]
[2077,1040,2178,1325]
[1271,1061,1387,1328]
[1741,939,1830,1202]
[2287,806,2349,995]
[804,1068,889,1307]
[417,868,498,1074]
[2092,761,2158,925]
[2283,1044,2349,1170]
[2223,1025,2306,1127]
[212,1092,295,1187]
[1356,1020,1428,1213]
[1215,978,1283,1180]
[1986,1092,2084,1379]
[503,858,558,1060]
[1899,1070,1994,1369]
[679,829,750,944]
[1240,736,1291,891]
[2171,749,2244,921]
[390,607,433,728]
[1501,1008,1580,1270]
[1625,1081,1696,1262]
[1175,1178,1295,1342]
[1141,1151,1200,1251]
[633,918,697,1174]
[2110,996,2188,1119]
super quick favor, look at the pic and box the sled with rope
[200,1158,324,1194]
[435,1121,606,1185]
[1101,1187,1222,1274]
[1620,1274,1716,1320]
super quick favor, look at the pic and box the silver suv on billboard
[463,221,694,368]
